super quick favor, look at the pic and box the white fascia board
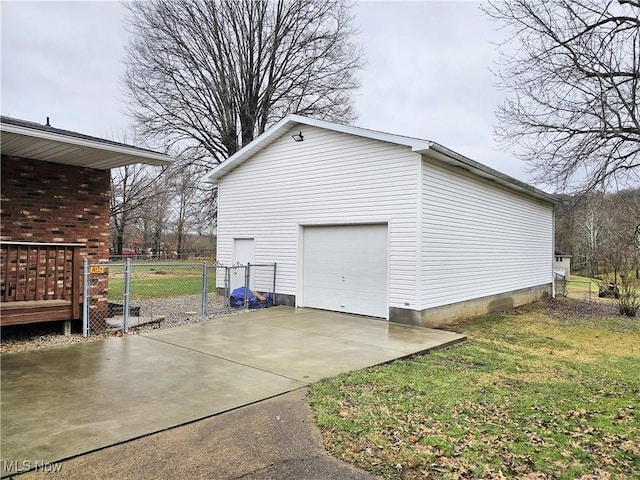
[420,142,557,205]
[205,115,294,182]
[205,114,432,182]
[0,122,173,165]
[287,114,432,151]
[203,114,555,205]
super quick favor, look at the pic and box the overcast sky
[1,1,530,184]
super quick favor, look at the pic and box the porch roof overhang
[0,116,173,170]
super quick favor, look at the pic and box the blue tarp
[230,287,272,309]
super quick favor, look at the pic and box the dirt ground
[544,294,620,320]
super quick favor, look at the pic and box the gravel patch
[112,293,237,333]
[542,296,639,333]
[0,294,243,355]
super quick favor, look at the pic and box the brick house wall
[1,155,110,253]
[1,155,111,319]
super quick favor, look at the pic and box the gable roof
[206,114,556,204]
[0,116,173,169]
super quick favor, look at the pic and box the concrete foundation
[274,293,296,307]
[390,283,552,328]
[218,284,551,329]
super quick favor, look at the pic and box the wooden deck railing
[0,241,84,325]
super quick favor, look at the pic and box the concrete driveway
[1,307,465,477]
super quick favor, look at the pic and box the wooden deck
[0,242,83,326]
[0,300,73,326]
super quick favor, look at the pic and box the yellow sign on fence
[89,266,105,274]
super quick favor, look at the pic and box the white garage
[207,115,556,327]
[302,224,388,318]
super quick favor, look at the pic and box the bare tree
[138,178,173,258]
[613,189,640,277]
[484,0,640,193]
[561,188,640,280]
[110,164,168,256]
[574,194,608,277]
[167,164,202,255]
[553,193,579,255]
[123,0,364,166]
[106,127,171,255]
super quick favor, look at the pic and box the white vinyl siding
[420,159,553,309]
[216,125,420,308]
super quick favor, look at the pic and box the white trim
[0,241,85,247]
[415,154,424,310]
[205,114,556,205]
[300,223,389,318]
[1,122,173,166]
[296,224,304,308]
[552,204,556,298]
[206,114,430,182]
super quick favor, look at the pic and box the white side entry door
[232,238,255,291]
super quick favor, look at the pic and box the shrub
[614,274,640,317]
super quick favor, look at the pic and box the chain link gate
[82,259,115,335]
[554,272,567,297]
[82,260,277,337]
[83,259,229,337]
[215,263,277,308]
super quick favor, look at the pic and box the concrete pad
[1,306,464,477]
[257,308,464,354]
[143,307,464,383]
[14,389,378,480]
[1,336,303,476]
[144,318,401,383]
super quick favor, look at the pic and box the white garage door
[302,224,388,318]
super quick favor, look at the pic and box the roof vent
[45,116,51,127]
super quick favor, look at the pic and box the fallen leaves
[309,301,640,479]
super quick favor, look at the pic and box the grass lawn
[107,265,216,299]
[567,275,600,291]
[565,275,601,302]
[309,299,640,479]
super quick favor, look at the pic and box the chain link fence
[82,260,276,336]
[566,279,597,301]
[217,263,277,308]
[554,272,566,297]
[108,251,216,262]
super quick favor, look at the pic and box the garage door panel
[303,225,388,318]
[303,287,385,318]
[305,266,386,289]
